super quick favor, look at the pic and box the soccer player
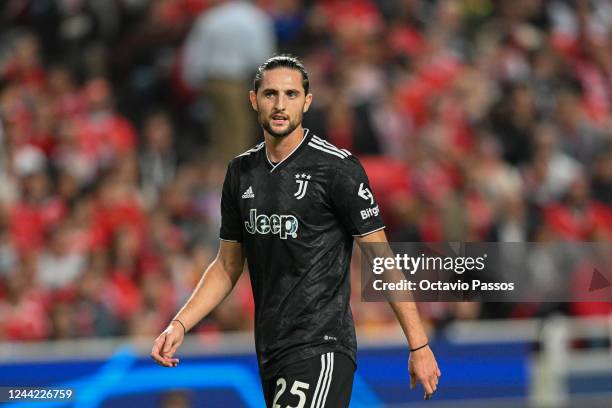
[151,55,441,406]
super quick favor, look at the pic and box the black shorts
[261,352,355,408]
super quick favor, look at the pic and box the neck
[265,126,306,163]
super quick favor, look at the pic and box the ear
[303,93,313,113]
[249,90,258,111]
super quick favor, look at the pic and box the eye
[287,91,298,98]
[264,91,275,98]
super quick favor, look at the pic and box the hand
[408,345,441,400]
[151,321,185,367]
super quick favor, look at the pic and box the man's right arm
[150,239,245,367]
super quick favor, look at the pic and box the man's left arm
[356,230,441,400]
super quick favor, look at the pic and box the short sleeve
[330,158,385,236]
[219,162,243,242]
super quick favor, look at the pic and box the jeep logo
[245,209,298,239]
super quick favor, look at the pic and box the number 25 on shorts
[272,378,310,408]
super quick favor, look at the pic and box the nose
[274,94,286,111]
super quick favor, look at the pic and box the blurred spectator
[50,302,76,339]
[542,174,611,240]
[591,149,612,204]
[491,83,538,166]
[36,224,86,289]
[139,109,177,207]
[182,0,276,161]
[522,121,583,205]
[555,87,607,165]
[74,263,122,337]
[9,147,66,254]
[74,77,137,165]
[487,192,531,243]
[0,255,50,340]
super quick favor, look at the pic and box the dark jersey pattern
[220,129,384,377]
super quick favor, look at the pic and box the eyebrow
[261,88,301,94]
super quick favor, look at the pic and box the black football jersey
[219,129,385,376]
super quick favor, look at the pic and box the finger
[430,376,438,392]
[152,347,172,366]
[151,338,165,362]
[410,372,417,390]
[151,336,163,354]
[421,378,433,396]
[157,359,171,367]
[425,377,437,400]
[437,368,442,377]
[165,357,180,367]
[423,383,435,400]
[152,336,178,368]
[155,356,179,368]
[152,355,172,367]
[162,336,173,355]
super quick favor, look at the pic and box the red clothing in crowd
[74,113,137,162]
[0,289,50,341]
[101,271,143,321]
[543,202,612,240]
[90,198,147,250]
[9,199,67,254]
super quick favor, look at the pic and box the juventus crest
[294,173,311,200]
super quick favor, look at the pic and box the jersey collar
[265,128,312,173]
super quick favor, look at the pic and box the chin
[269,131,291,138]
[265,123,294,138]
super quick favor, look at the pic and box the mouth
[271,114,288,126]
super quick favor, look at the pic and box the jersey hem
[219,237,241,243]
[259,344,357,379]
[352,225,386,237]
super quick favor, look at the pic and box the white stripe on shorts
[319,353,335,407]
[310,354,327,408]
[313,353,334,408]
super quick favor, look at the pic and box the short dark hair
[253,55,309,94]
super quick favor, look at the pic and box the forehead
[259,68,304,92]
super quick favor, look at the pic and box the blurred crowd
[0,0,611,342]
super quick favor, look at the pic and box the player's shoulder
[235,141,266,159]
[306,134,352,161]
[229,141,266,168]
[305,133,364,173]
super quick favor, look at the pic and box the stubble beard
[258,111,303,138]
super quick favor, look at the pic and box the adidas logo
[241,186,255,199]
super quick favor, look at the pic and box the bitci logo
[358,183,374,205]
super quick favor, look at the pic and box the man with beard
[151,55,441,407]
